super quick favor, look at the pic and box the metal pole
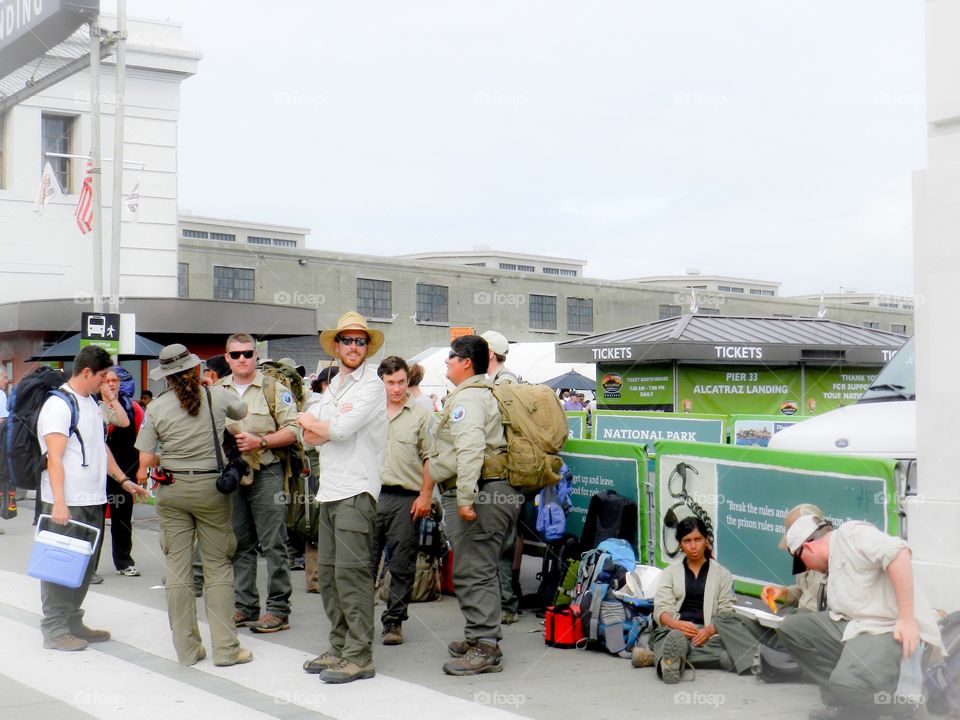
[89,19,104,313]
[109,0,126,315]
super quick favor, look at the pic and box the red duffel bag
[544,603,584,648]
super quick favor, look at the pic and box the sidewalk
[0,497,827,720]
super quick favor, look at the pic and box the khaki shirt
[380,397,432,492]
[489,365,517,385]
[784,569,826,612]
[429,374,506,507]
[219,370,302,466]
[827,522,944,651]
[134,386,246,472]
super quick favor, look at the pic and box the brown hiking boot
[44,634,88,652]
[73,625,111,643]
[319,658,376,684]
[382,623,403,646]
[250,613,290,633]
[234,610,257,628]
[303,650,342,674]
[631,646,655,668]
[447,639,477,657]
[442,641,503,675]
[214,647,253,667]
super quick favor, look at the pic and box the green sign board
[597,363,673,410]
[566,412,587,440]
[560,439,648,560]
[654,441,898,591]
[803,366,879,414]
[593,411,725,455]
[676,365,803,416]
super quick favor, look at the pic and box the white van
[768,336,916,489]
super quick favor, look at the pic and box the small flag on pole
[34,160,63,215]
[817,293,827,319]
[689,287,699,314]
[75,160,93,234]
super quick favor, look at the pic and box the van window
[859,337,915,403]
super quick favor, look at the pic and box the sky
[121,0,927,297]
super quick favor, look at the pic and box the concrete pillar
[911,0,960,612]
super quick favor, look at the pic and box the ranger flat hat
[151,343,201,381]
[319,311,384,357]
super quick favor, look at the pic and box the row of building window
[182,229,296,247]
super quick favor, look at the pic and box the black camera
[216,456,249,495]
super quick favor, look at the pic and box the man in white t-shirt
[38,346,148,652]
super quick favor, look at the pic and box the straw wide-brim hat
[319,311,384,357]
[150,343,201,381]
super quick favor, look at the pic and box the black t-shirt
[677,558,710,624]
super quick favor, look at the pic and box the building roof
[555,314,907,365]
[394,249,587,265]
[624,274,781,287]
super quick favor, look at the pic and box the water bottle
[894,642,925,704]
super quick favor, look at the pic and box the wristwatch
[259,436,268,449]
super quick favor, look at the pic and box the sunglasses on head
[228,350,255,359]
[336,336,369,347]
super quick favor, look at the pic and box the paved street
[1,498,830,720]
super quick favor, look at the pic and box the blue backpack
[535,464,573,541]
[573,540,649,655]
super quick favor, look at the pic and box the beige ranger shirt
[489,365,517,385]
[219,370,302,466]
[134,386,247,472]
[826,521,944,652]
[429,373,506,507]
[784,569,826,612]
[380,397,432,492]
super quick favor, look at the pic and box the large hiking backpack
[528,533,580,611]
[482,383,567,493]
[926,611,960,717]
[0,367,85,493]
[572,539,650,655]
[260,370,308,482]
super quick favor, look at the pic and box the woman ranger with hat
[134,343,253,666]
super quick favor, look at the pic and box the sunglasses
[336,336,369,347]
[448,351,469,360]
[228,350,255,359]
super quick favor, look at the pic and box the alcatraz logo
[602,373,623,399]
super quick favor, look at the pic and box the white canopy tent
[407,342,596,402]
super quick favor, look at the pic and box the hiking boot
[89,573,104,585]
[447,639,477,657]
[320,658,376,684]
[73,625,111,643]
[631,646,655,668]
[44,633,88,651]
[442,641,503,675]
[250,613,290,633]
[214,647,253,667]
[234,610,258,628]
[500,611,520,625]
[658,629,688,684]
[303,650,342,674]
[382,623,403,646]
[117,566,141,577]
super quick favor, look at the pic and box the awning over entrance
[556,314,907,366]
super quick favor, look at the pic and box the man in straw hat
[779,513,945,719]
[298,311,387,684]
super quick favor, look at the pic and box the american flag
[75,160,93,234]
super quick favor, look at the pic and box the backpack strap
[49,389,87,468]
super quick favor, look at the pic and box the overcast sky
[122,1,926,297]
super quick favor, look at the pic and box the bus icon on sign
[86,315,107,338]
